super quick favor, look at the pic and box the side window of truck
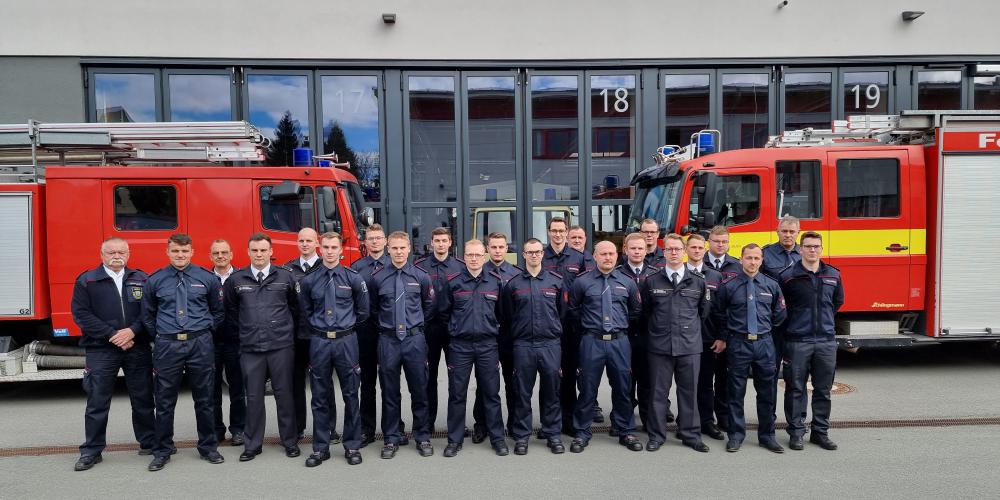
[775,160,821,219]
[836,158,900,218]
[260,185,316,232]
[713,175,760,226]
[114,185,178,231]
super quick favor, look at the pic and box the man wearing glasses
[639,219,666,269]
[350,224,390,447]
[499,239,567,455]
[542,217,587,435]
[778,231,843,452]
[440,239,509,457]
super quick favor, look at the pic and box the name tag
[651,289,668,295]
[484,293,498,301]
[543,291,556,298]
[237,286,254,292]
[190,283,206,288]
[759,292,772,297]
[337,285,351,290]
[823,279,838,285]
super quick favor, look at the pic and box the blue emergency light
[697,132,716,154]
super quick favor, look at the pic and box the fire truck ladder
[0,120,269,182]
[766,114,937,148]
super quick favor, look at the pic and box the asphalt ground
[1,342,998,498]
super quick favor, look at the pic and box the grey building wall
[0,57,85,122]
[0,1,997,60]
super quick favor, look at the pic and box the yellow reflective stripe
[720,229,926,257]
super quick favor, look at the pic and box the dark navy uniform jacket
[485,260,522,286]
[705,253,742,280]
[568,269,642,332]
[778,260,844,340]
[543,245,586,283]
[645,247,667,269]
[351,253,389,327]
[581,250,596,273]
[687,263,724,342]
[223,266,299,352]
[715,271,787,338]
[618,262,659,336]
[415,254,465,319]
[71,265,149,349]
[142,264,224,336]
[641,267,711,356]
[299,264,370,332]
[213,266,242,343]
[370,262,435,332]
[499,269,565,346]
[762,242,801,281]
[441,268,504,339]
[285,257,323,339]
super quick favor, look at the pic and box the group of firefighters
[70,214,843,472]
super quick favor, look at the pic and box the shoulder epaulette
[545,270,564,280]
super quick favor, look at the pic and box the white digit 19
[850,84,881,110]
[600,87,630,113]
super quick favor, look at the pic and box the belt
[586,330,625,341]
[732,332,770,341]
[160,329,209,341]
[380,327,423,338]
[311,327,356,339]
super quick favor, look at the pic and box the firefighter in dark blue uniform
[299,232,370,467]
[414,227,465,434]
[440,239,509,458]
[640,218,667,269]
[618,233,660,432]
[499,238,567,455]
[284,228,331,442]
[371,231,436,459]
[471,232,522,442]
[542,217,587,435]
[686,232,727,441]
[223,234,300,461]
[209,239,246,447]
[778,231,843,452]
[642,234,713,453]
[567,240,643,454]
[715,243,787,454]
[704,226,742,435]
[568,225,597,272]
[761,216,803,436]
[142,233,225,471]
[349,223,390,447]
[72,237,154,471]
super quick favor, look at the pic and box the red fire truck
[0,121,371,379]
[627,110,1000,348]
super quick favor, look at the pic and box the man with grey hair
[72,237,155,471]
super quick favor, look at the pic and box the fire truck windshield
[627,175,683,232]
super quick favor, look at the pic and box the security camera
[777,0,788,8]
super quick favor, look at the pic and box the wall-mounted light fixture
[382,13,397,24]
[901,11,924,21]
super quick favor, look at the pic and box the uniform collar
[249,264,271,278]
[213,266,234,280]
[300,254,320,268]
[686,262,703,273]
[663,265,685,281]
[103,265,125,280]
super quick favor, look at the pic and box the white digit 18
[600,87,630,113]
[850,84,881,110]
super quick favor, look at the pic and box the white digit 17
[600,87,629,113]
[850,84,881,110]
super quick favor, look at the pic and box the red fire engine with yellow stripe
[628,110,1000,348]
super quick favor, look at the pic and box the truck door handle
[885,244,909,252]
